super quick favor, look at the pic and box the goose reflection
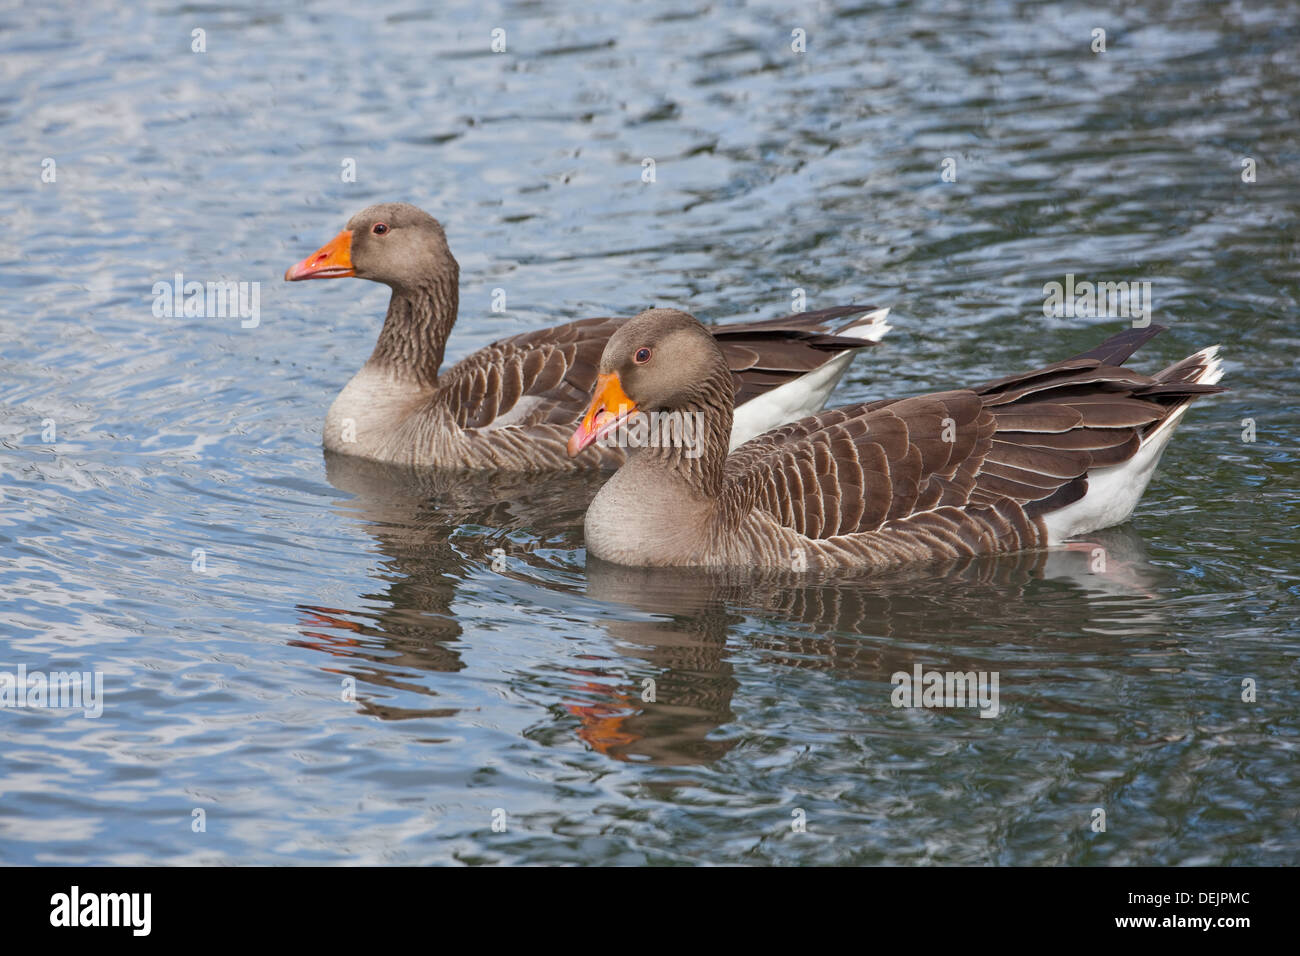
[304,449,1172,764]
[294,451,598,720]
[576,525,1169,762]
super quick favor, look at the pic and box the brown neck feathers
[636,366,735,498]
[369,265,460,386]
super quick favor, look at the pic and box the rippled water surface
[1,0,1297,865]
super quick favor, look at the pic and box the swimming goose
[567,310,1225,569]
[285,203,889,468]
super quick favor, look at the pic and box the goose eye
[634,347,652,364]
[372,223,389,235]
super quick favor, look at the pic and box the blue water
[0,0,1297,864]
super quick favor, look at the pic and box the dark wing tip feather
[1069,324,1167,366]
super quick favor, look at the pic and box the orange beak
[567,372,637,457]
[284,230,354,281]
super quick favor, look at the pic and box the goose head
[567,308,730,458]
[285,202,456,292]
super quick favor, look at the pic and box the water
[1,0,1297,865]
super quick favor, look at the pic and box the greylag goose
[284,203,890,468]
[567,309,1225,569]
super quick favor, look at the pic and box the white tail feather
[729,308,891,450]
[1044,344,1223,543]
[834,307,892,343]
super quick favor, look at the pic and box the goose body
[286,203,889,469]
[568,311,1224,570]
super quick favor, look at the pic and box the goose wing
[723,326,1223,556]
[437,307,886,431]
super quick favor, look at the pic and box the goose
[567,309,1225,569]
[284,203,890,468]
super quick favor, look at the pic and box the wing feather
[719,326,1221,560]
